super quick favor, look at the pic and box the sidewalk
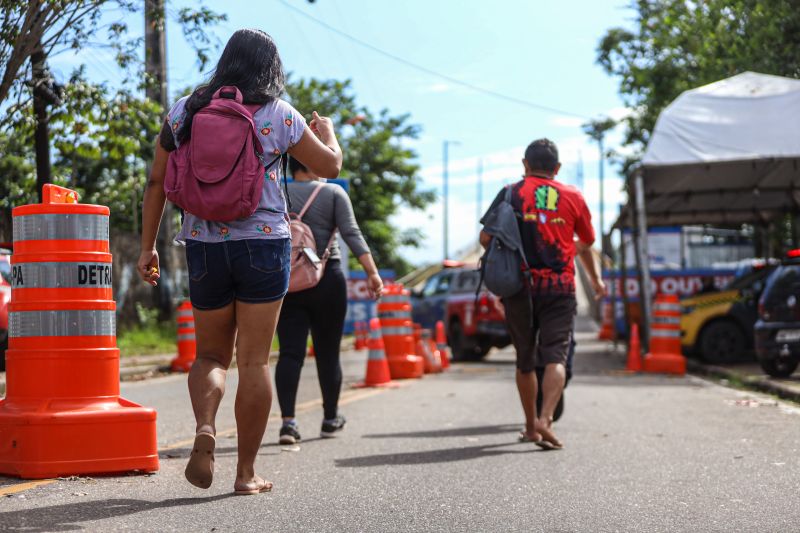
[686,358,800,404]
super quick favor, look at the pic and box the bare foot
[518,430,543,443]
[534,419,563,450]
[234,476,273,496]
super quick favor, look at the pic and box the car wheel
[759,357,799,378]
[448,321,481,361]
[698,321,746,364]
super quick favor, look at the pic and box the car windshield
[726,266,775,290]
[0,257,10,284]
[453,271,480,293]
[762,265,800,307]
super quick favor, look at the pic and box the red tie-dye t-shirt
[488,176,594,294]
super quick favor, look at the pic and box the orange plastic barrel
[171,300,196,372]
[643,294,686,375]
[0,184,159,479]
[379,284,423,379]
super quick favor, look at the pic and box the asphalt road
[2,326,800,532]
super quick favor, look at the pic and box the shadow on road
[363,424,520,439]
[0,494,234,532]
[336,441,546,468]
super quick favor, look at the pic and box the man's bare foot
[518,430,543,443]
[234,476,273,496]
[534,419,563,450]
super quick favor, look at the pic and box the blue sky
[51,0,634,267]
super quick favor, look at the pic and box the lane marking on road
[160,385,395,451]
[0,479,57,497]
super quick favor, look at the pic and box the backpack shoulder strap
[298,182,325,220]
[504,184,513,203]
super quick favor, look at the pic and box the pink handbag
[288,182,336,293]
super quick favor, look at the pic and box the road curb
[686,359,800,404]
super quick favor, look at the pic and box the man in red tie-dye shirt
[481,138,604,449]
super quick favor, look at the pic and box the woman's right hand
[137,249,161,286]
[309,111,335,141]
[367,273,384,301]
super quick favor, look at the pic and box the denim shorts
[185,238,291,310]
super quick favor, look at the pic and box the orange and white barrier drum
[0,184,159,479]
[643,294,686,375]
[379,284,424,379]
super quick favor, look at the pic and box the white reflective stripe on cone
[652,316,680,324]
[177,333,196,341]
[177,309,194,319]
[650,328,681,338]
[653,303,682,312]
[380,296,407,303]
[10,261,112,289]
[10,309,116,337]
[381,327,411,336]
[378,310,410,319]
[13,214,109,242]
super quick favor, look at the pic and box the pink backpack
[288,182,336,293]
[164,86,280,222]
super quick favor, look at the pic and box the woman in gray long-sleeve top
[275,157,383,444]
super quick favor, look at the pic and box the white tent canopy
[622,72,800,348]
[632,71,800,227]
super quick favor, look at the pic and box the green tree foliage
[0,1,225,118]
[286,78,435,275]
[597,0,800,165]
[0,69,161,236]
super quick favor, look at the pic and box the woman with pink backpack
[274,158,383,446]
[137,29,343,495]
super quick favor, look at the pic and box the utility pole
[145,0,174,318]
[576,151,584,190]
[442,140,459,261]
[582,117,616,254]
[31,42,53,202]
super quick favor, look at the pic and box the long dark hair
[177,28,285,144]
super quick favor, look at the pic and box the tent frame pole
[634,172,653,351]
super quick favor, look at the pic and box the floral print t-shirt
[165,96,306,243]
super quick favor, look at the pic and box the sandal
[234,478,273,496]
[517,431,542,444]
[185,432,216,489]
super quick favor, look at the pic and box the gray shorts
[502,290,576,373]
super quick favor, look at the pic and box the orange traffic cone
[642,294,686,375]
[0,185,158,479]
[354,321,368,350]
[354,318,397,388]
[598,299,615,340]
[435,321,451,370]
[308,343,315,358]
[171,300,196,372]
[415,324,442,374]
[626,323,642,372]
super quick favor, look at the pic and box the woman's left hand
[367,273,384,300]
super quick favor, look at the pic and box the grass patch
[117,322,175,357]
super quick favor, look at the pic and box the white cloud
[550,115,585,128]
[423,82,452,93]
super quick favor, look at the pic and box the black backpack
[477,185,530,298]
